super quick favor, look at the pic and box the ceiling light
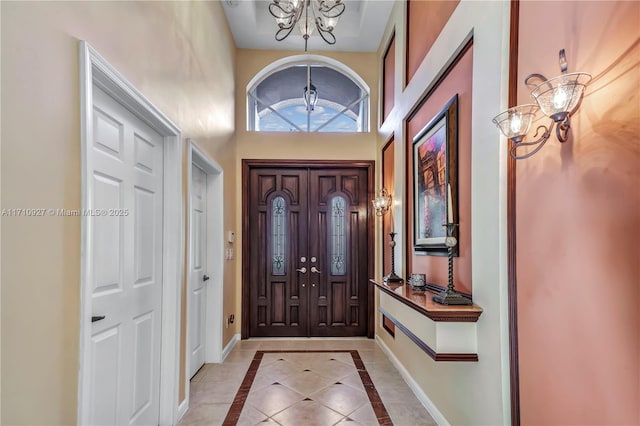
[269,0,346,51]
[303,82,318,111]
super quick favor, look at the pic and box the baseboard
[222,333,241,361]
[375,335,451,426]
[177,397,189,423]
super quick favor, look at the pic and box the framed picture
[412,94,458,255]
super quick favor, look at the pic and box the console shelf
[370,279,483,361]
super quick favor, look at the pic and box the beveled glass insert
[331,196,346,275]
[272,196,287,275]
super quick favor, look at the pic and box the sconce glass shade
[372,188,391,216]
[492,104,538,142]
[530,72,592,122]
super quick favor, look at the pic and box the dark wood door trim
[381,138,394,278]
[508,1,521,425]
[242,159,375,339]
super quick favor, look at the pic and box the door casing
[241,159,375,339]
[184,140,225,413]
[78,41,184,426]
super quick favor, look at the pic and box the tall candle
[389,197,394,232]
[447,183,453,224]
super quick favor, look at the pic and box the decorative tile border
[222,350,392,426]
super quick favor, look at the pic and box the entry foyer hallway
[179,339,435,425]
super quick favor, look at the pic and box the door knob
[203,275,210,282]
[296,267,307,273]
[310,266,321,274]
[301,283,306,287]
[91,315,106,323]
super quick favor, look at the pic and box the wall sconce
[492,49,591,160]
[372,188,403,283]
[372,188,391,216]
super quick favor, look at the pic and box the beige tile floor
[179,339,436,426]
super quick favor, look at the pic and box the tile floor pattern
[179,339,437,426]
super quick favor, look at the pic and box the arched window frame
[247,54,370,133]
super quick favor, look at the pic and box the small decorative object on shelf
[408,273,427,290]
[432,223,472,305]
[384,232,403,283]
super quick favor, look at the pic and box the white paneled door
[189,165,207,377]
[88,85,164,425]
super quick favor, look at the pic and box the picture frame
[412,94,458,256]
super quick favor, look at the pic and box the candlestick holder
[432,223,472,305]
[384,232,403,283]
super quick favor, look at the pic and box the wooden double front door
[243,161,373,338]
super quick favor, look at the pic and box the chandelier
[269,0,346,51]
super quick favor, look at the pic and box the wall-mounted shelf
[370,279,482,321]
[370,279,483,361]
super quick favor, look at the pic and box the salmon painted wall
[383,35,396,122]
[374,1,512,423]
[406,0,459,84]
[516,1,640,424]
[382,139,395,276]
[406,45,473,294]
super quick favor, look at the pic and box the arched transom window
[248,56,369,132]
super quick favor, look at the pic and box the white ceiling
[221,0,394,52]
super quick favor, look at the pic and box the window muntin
[248,62,368,132]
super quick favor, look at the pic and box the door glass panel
[330,196,347,276]
[272,196,287,275]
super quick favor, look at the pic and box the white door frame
[184,140,225,406]
[78,41,184,426]
[187,140,225,370]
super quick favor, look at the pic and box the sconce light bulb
[510,114,523,135]
[553,85,569,110]
[323,16,338,30]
